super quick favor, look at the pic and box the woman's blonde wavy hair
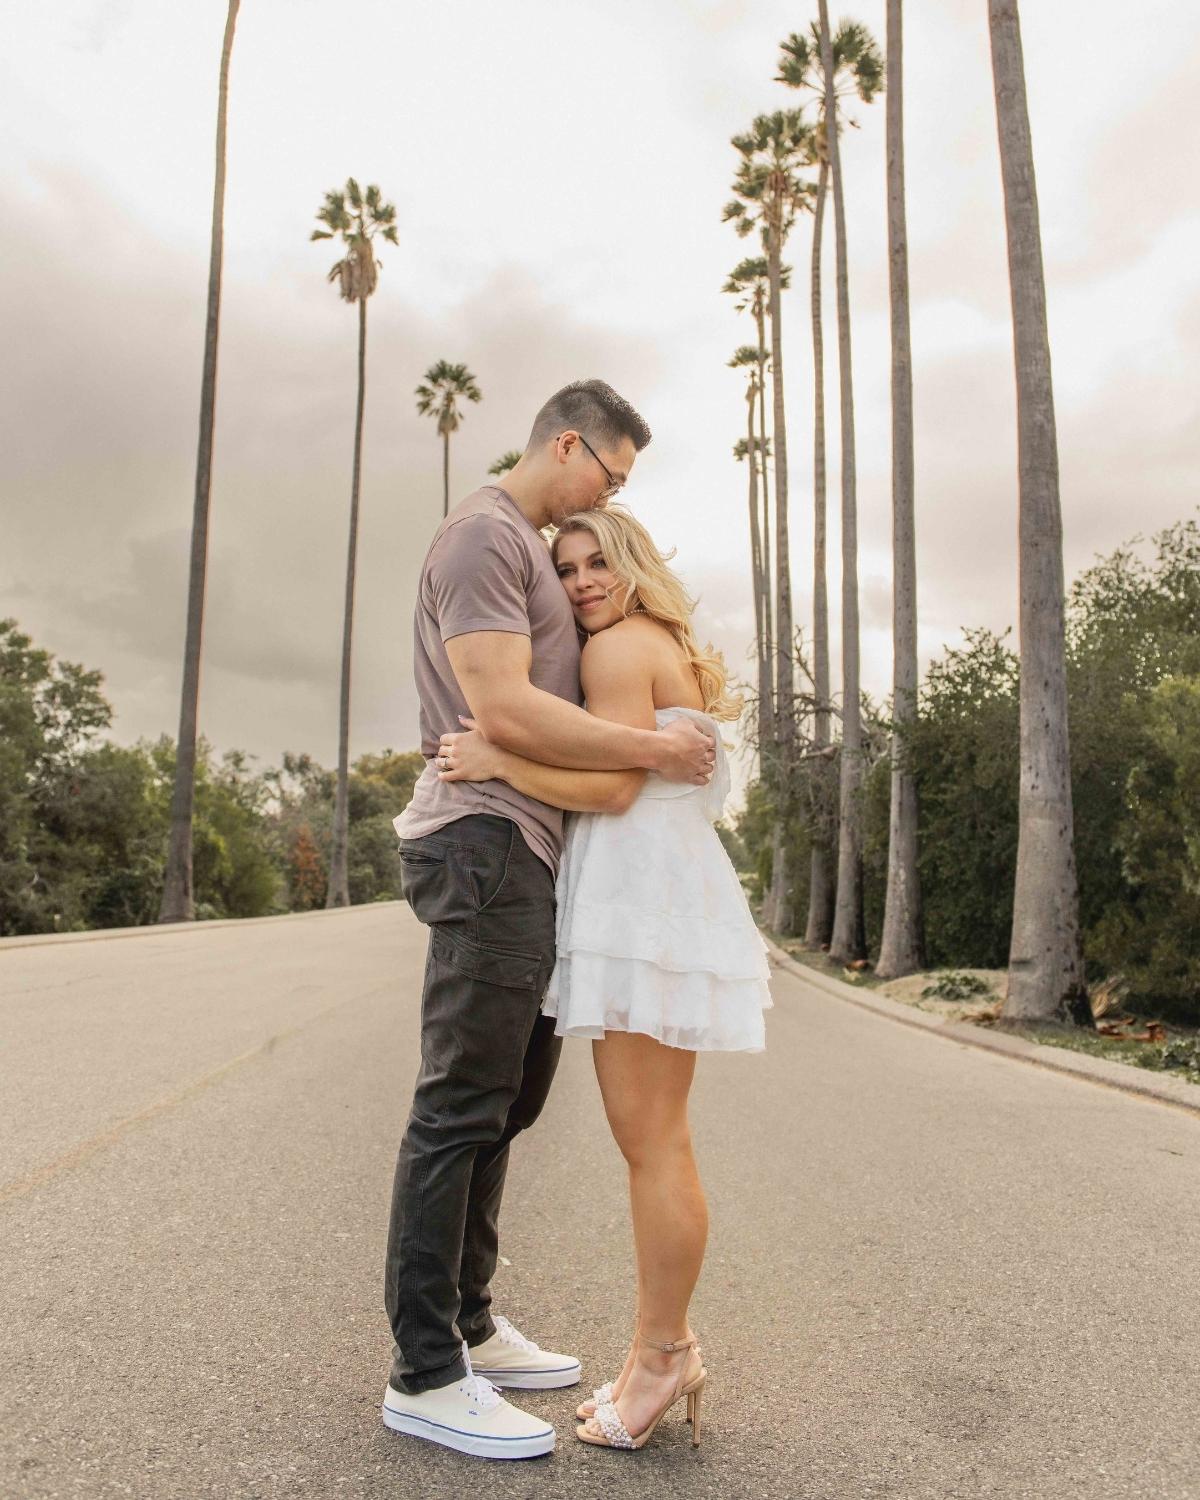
[551,504,744,723]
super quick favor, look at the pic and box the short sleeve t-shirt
[392,486,583,875]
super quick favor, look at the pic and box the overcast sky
[2,0,1198,797]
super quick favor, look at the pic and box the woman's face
[554,527,633,634]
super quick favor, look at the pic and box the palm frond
[727,254,770,284]
[724,109,818,251]
[733,435,772,461]
[488,450,524,476]
[776,28,819,89]
[312,181,398,301]
[416,362,483,428]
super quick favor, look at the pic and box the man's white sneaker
[467,1314,582,1391]
[381,1342,555,1460]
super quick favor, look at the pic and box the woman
[435,505,772,1451]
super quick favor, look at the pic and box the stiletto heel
[576,1333,707,1451]
[689,1382,703,1446]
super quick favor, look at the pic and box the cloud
[0,165,668,767]
[3,0,1198,810]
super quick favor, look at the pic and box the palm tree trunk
[821,0,866,963]
[805,152,837,949]
[442,430,450,517]
[159,0,240,925]
[326,295,368,909]
[766,213,796,935]
[876,0,925,979]
[744,391,773,767]
[754,300,775,753]
[988,0,1089,1025]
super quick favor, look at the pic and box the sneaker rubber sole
[472,1361,582,1391]
[381,1401,556,1460]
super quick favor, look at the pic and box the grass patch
[1005,1024,1200,1086]
[766,930,1200,1088]
[771,937,893,994]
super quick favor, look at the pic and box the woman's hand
[436,716,506,783]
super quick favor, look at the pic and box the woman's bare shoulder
[579,615,670,680]
[586,613,678,655]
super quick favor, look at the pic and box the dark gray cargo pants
[384,813,562,1394]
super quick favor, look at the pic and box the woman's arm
[438,623,657,813]
[481,743,640,814]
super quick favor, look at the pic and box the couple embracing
[382,379,773,1460]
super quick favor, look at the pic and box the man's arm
[444,630,713,783]
[441,626,656,812]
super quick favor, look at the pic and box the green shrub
[921,971,993,1002]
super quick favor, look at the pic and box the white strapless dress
[541,706,773,1052]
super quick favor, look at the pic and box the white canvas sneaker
[467,1315,582,1391]
[382,1342,555,1460]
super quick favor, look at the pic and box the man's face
[547,431,638,526]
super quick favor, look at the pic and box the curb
[762,935,1200,1121]
[0,900,402,955]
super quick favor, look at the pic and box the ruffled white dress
[542,706,773,1052]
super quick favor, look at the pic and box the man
[382,379,715,1460]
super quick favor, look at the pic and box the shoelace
[460,1340,501,1411]
[492,1315,541,1354]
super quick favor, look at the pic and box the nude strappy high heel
[577,1345,702,1425]
[576,1334,707,1450]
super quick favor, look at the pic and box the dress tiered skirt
[541,785,773,1053]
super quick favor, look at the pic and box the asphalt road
[2,903,1198,1500]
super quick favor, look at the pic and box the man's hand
[654,717,716,785]
[436,717,505,783]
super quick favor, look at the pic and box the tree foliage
[0,620,423,937]
[733,519,1200,1021]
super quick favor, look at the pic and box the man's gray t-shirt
[393,486,583,876]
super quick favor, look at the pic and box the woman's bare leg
[584,1031,707,1438]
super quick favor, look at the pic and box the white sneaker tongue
[494,1316,539,1352]
[461,1340,501,1410]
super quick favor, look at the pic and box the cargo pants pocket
[421,927,546,1091]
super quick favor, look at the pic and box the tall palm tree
[417,362,483,517]
[159,0,241,924]
[777,18,883,952]
[725,109,818,934]
[488,450,524,476]
[874,0,925,979]
[988,0,1089,1025]
[724,256,790,748]
[730,346,773,755]
[312,178,398,909]
[808,7,882,961]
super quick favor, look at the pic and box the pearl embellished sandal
[575,1334,707,1450]
[576,1378,615,1423]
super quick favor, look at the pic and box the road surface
[2,903,1198,1499]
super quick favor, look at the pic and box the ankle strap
[639,1334,697,1353]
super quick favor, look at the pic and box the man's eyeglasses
[576,433,624,501]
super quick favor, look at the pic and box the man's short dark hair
[527,379,652,456]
